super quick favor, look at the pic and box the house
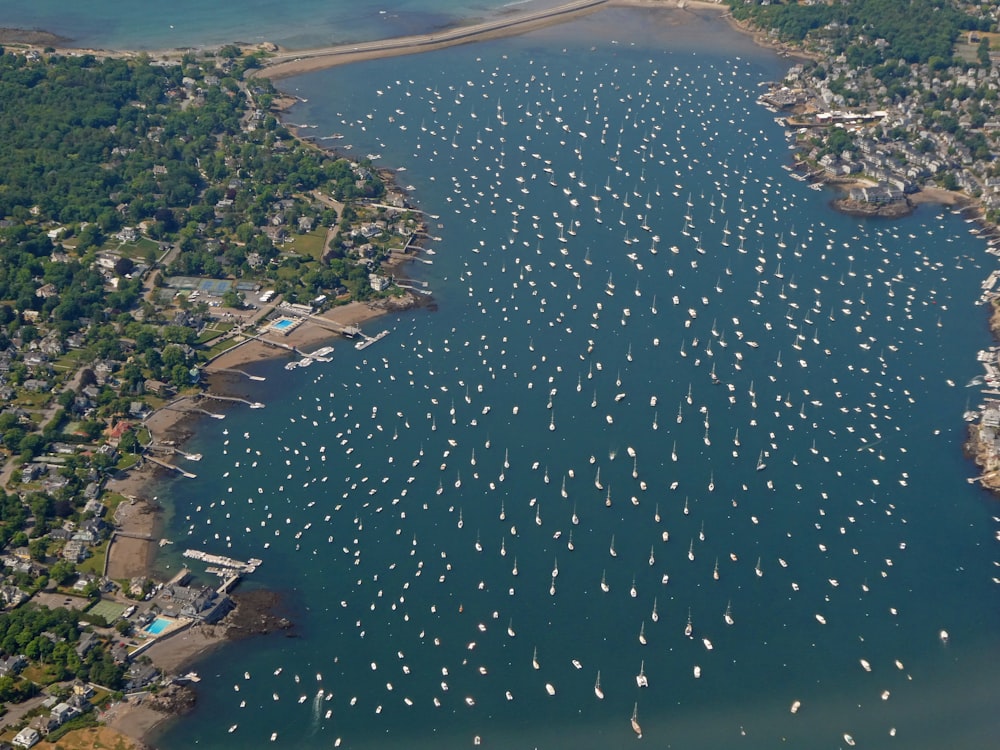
[0,654,27,677]
[12,727,40,748]
[0,585,28,609]
[51,702,80,725]
[124,663,160,691]
[128,401,153,419]
[71,679,95,700]
[144,379,174,397]
[75,632,98,658]
[63,540,87,563]
[28,715,58,737]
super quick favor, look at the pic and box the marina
[152,6,1000,750]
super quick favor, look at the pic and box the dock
[183,548,262,574]
[146,455,197,478]
[202,392,265,409]
[355,329,391,350]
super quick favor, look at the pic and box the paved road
[259,0,609,78]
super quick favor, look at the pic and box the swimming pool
[271,318,295,331]
[145,617,172,635]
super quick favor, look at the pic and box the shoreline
[60,2,996,746]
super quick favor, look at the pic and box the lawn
[196,320,235,345]
[55,725,140,749]
[286,226,329,260]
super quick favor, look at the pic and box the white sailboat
[635,660,648,688]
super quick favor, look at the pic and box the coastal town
[0,0,999,747]
[0,36,428,749]
[724,0,1000,490]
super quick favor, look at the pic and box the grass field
[87,599,126,623]
[286,226,329,260]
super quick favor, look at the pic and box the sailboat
[651,598,659,622]
[532,647,539,670]
[638,621,647,645]
[724,601,734,626]
[685,609,693,637]
[756,451,766,471]
[594,671,604,700]
[600,569,610,593]
[635,660,648,688]
[631,703,643,739]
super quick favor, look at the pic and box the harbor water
[1,0,572,52]
[81,5,1000,749]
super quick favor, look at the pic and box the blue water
[2,0,569,51]
[271,318,295,332]
[53,3,997,749]
[146,617,172,635]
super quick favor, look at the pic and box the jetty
[258,0,610,79]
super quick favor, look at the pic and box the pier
[213,367,267,382]
[145,455,197,478]
[183,548,262,574]
[201,392,265,409]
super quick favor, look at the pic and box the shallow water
[131,9,1000,750]
[2,0,570,51]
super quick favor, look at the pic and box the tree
[28,537,48,561]
[49,559,76,586]
[114,256,135,277]
[118,429,140,455]
[222,289,244,309]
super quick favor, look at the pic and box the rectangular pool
[145,617,172,635]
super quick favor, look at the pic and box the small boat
[601,569,610,593]
[532,647,539,670]
[631,703,643,738]
[635,660,648,688]
[594,671,604,700]
[638,621,647,645]
[545,683,556,696]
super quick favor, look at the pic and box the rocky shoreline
[831,196,915,219]
[0,27,72,46]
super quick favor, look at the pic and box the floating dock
[355,329,391,350]
[183,549,262,574]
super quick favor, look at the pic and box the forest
[727,0,990,66]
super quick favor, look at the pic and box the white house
[12,727,40,748]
